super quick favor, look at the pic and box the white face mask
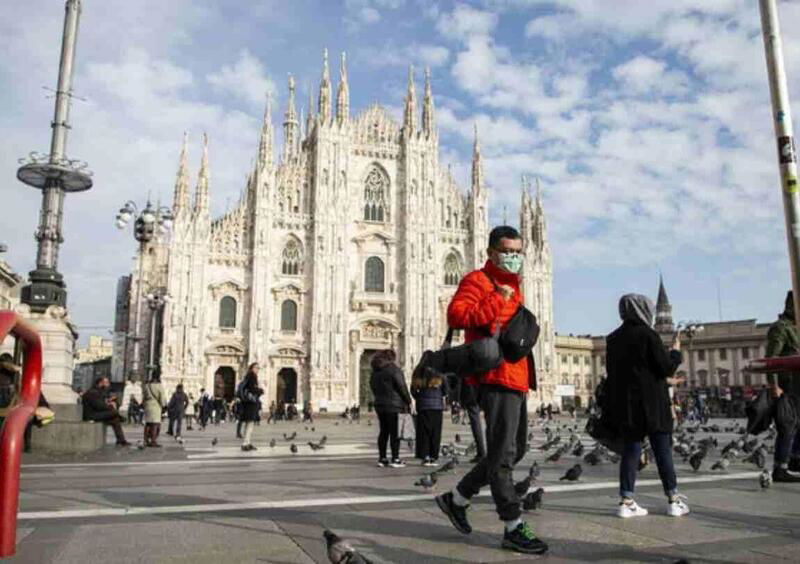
[497,252,523,274]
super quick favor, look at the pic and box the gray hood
[619,294,655,327]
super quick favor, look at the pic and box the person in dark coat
[370,349,412,467]
[166,384,189,438]
[82,376,130,446]
[605,294,686,519]
[239,363,264,451]
[412,368,449,466]
[766,290,800,482]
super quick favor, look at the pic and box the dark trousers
[620,432,677,498]
[457,386,527,522]
[417,410,444,460]
[168,415,183,437]
[91,411,127,444]
[464,401,487,458]
[377,411,400,461]
[237,419,244,437]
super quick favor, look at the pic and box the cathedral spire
[336,51,349,125]
[258,93,274,170]
[318,48,332,124]
[471,123,483,195]
[172,131,190,216]
[422,67,435,136]
[193,132,209,215]
[403,64,416,135]
[532,177,548,250]
[283,74,299,161]
[306,87,315,138]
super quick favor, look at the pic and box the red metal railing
[743,355,800,373]
[0,311,42,558]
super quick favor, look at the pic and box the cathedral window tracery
[444,253,462,286]
[281,300,298,331]
[365,256,385,293]
[363,166,388,222]
[281,238,303,276]
[219,296,237,329]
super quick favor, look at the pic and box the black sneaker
[773,468,800,483]
[789,459,800,473]
[435,492,472,534]
[377,459,390,468]
[502,522,549,555]
[389,459,406,468]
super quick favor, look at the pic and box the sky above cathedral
[1,0,799,341]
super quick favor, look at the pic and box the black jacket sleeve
[646,330,682,379]
[392,366,412,406]
[82,389,110,418]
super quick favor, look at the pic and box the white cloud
[359,42,450,68]
[612,55,689,97]
[436,4,498,40]
[206,49,276,108]
[345,0,406,28]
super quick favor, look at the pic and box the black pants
[417,410,443,460]
[168,415,183,437]
[91,412,127,444]
[457,385,527,522]
[377,411,400,461]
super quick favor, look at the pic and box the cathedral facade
[126,51,556,411]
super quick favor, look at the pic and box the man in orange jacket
[434,226,547,555]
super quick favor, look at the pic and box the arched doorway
[214,367,236,401]
[277,368,298,404]
[359,350,377,407]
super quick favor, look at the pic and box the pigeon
[744,447,767,469]
[290,443,298,454]
[414,473,438,490]
[546,450,562,463]
[711,457,730,471]
[211,437,218,447]
[759,469,772,489]
[269,438,277,448]
[319,435,328,445]
[284,432,297,441]
[559,464,583,482]
[689,450,706,472]
[529,461,541,480]
[436,459,457,474]
[514,475,532,496]
[584,450,602,466]
[440,444,452,457]
[608,453,620,464]
[136,441,145,450]
[308,441,325,451]
[176,437,185,446]
[367,419,372,426]
[455,433,462,444]
[573,442,585,457]
[311,426,316,432]
[522,487,544,511]
[323,529,374,564]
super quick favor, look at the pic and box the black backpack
[499,305,540,362]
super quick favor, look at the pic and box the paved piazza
[12,417,799,563]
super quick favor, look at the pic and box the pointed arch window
[281,300,298,331]
[363,166,388,222]
[219,296,237,329]
[444,253,462,286]
[282,238,303,275]
[365,256,385,293]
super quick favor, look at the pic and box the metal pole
[148,301,157,380]
[760,0,800,324]
[130,242,145,382]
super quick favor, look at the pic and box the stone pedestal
[15,303,79,405]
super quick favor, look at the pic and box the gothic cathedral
[128,51,556,411]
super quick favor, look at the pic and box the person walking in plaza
[766,290,800,482]
[82,376,130,446]
[185,393,195,431]
[370,349,412,468]
[167,384,189,438]
[604,294,689,518]
[239,363,264,451]
[411,366,448,466]
[434,225,547,555]
[142,369,166,447]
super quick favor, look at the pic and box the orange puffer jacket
[447,260,534,393]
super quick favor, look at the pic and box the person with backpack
[767,290,800,482]
[604,294,687,519]
[239,363,264,451]
[166,384,189,438]
[411,366,449,466]
[432,225,548,556]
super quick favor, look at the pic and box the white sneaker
[667,495,690,517]
[617,500,648,518]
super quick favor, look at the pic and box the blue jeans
[774,424,800,467]
[620,432,677,498]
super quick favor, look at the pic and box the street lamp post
[115,200,172,386]
[145,291,170,380]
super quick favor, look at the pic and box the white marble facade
[128,51,555,411]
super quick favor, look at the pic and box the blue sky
[1,0,799,343]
